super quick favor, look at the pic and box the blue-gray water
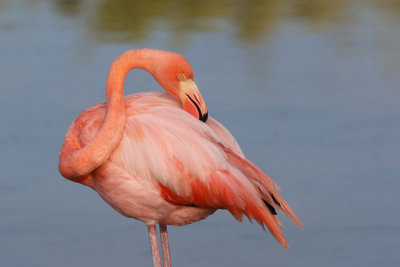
[1,0,400,266]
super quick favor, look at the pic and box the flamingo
[59,48,303,267]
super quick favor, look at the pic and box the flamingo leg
[160,224,171,267]
[147,225,162,267]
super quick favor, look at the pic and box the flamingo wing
[105,93,302,248]
[69,92,301,247]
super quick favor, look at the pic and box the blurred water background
[1,0,400,266]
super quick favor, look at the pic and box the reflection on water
[50,0,377,42]
[54,0,81,16]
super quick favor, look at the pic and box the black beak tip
[200,112,208,122]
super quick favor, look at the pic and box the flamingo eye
[177,74,186,81]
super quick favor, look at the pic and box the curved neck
[59,49,159,179]
[106,49,157,107]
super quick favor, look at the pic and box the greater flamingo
[59,49,302,267]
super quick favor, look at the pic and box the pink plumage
[59,49,302,267]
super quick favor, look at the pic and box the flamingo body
[59,49,302,266]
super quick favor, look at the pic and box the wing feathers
[159,165,290,248]
[108,93,301,247]
[222,145,303,230]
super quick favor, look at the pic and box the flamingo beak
[180,80,208,122]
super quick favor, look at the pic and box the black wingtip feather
[263,199,277,215]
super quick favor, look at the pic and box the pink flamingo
[59,49,302,267]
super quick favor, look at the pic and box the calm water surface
[1,0,400,266]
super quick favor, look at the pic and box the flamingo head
[153,52,208,122]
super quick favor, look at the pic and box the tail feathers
[222,145,303,230]
[179,171,290,249]
[269,190,303,230]
[241,198,289,249]
[159,145,301,249]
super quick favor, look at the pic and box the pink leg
[147,225,162,267]
[160,224,171,267]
